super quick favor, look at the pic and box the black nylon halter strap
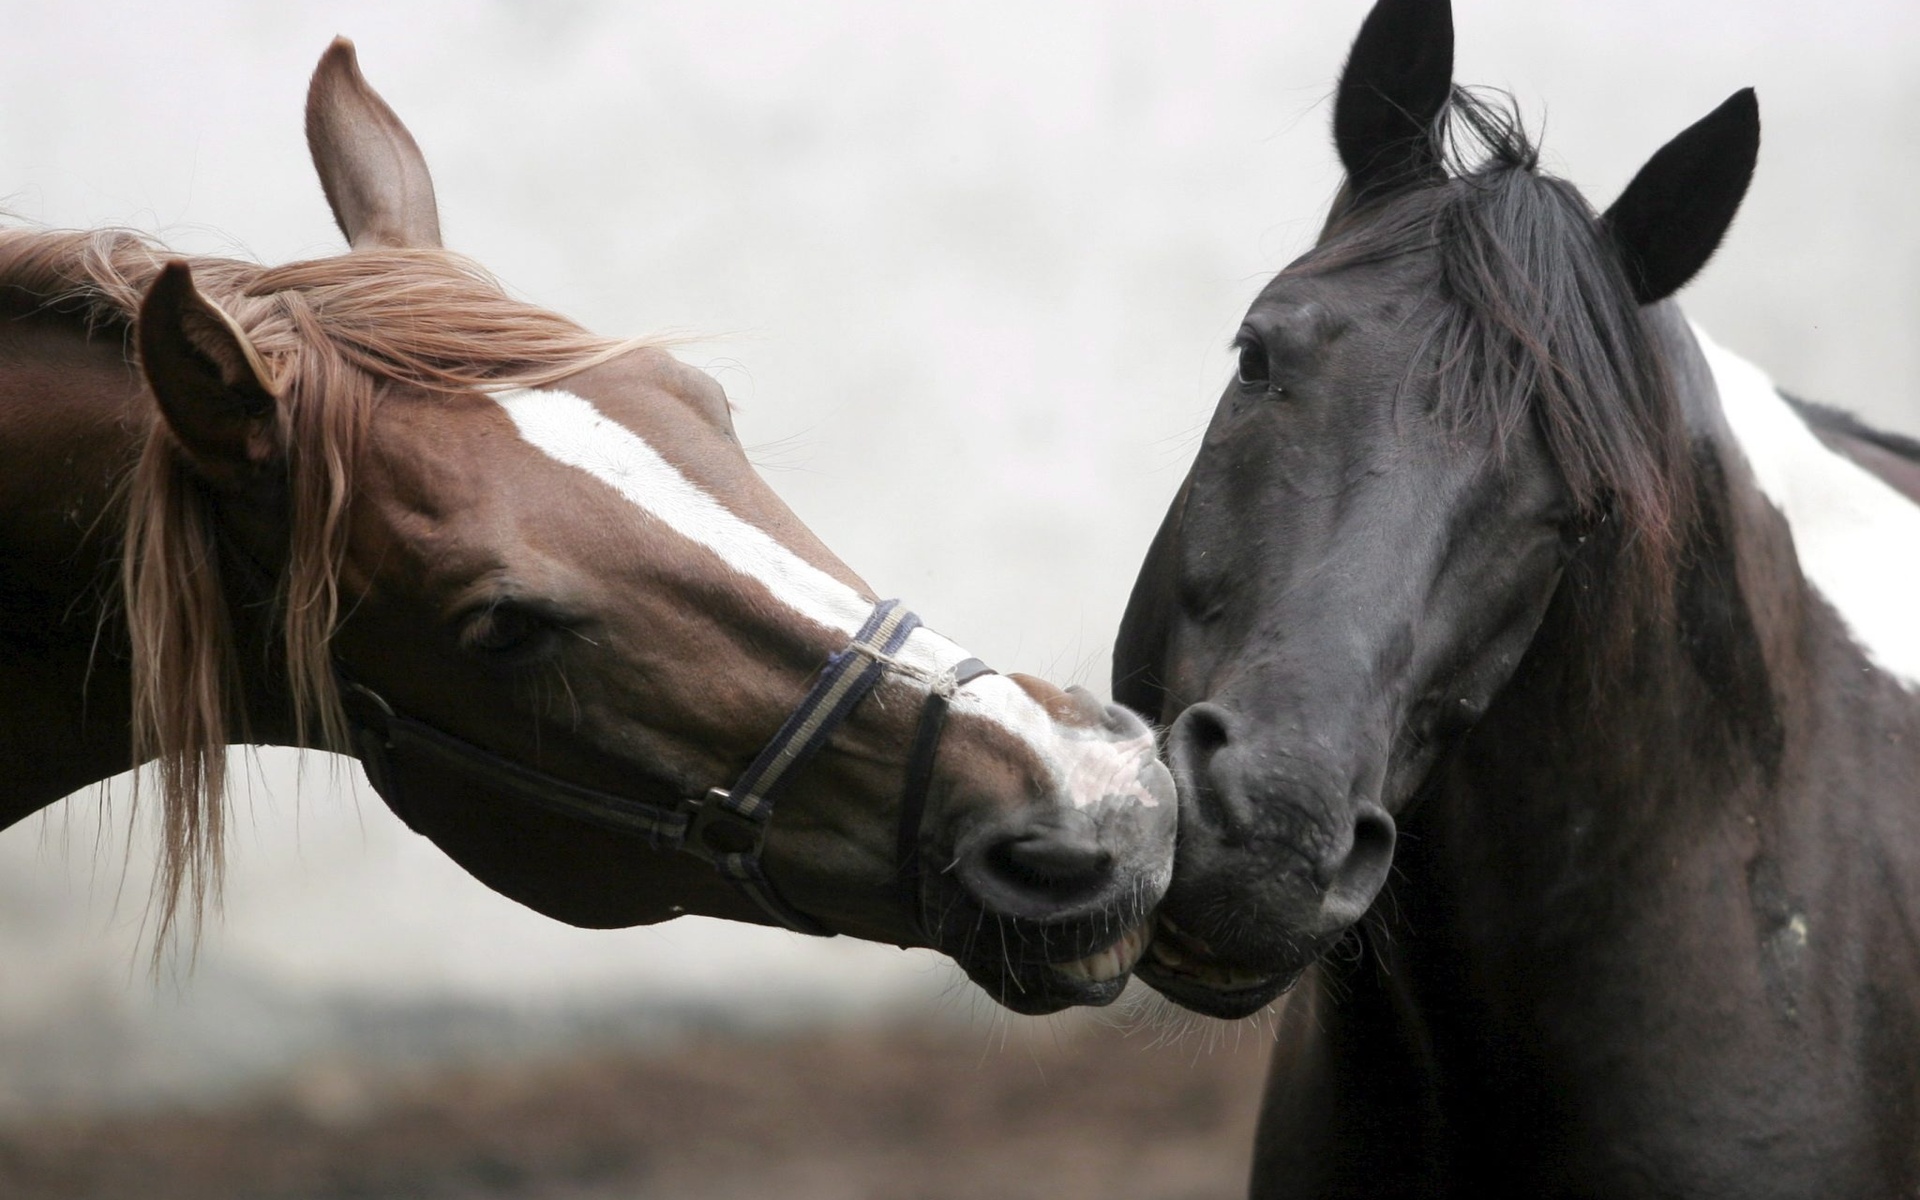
[895,656,995,917]
[683,599,921,935]
[337,598,960,940]
[340,679,694,846]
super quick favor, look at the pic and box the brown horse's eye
[461,602,556,662]
[1235,338,1271,388]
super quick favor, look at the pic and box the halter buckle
[680,787,770,865]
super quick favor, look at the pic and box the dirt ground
[0,1018,1272,1200]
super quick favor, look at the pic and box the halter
[339,599,993,938]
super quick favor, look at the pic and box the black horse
[1115,0,1920,1193]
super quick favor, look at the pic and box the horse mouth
[943,918,1155,1016]
[1049,919,1153,986]
[1135,916,1302,1018]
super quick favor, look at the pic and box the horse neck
[1416,305,1834,883]
[1288,341,1788,1169]
[1308,308,1920,1179]
[0,309,289,829]
[1462,305,1920,832]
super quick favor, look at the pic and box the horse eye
[1235,340,1271,387]
[461,603,554,661]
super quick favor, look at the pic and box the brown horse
[0,40,1173,1015]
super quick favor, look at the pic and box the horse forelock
[1304,88,1695,681]
[0,226,657,951]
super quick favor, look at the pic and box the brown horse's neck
[0,308,290,831]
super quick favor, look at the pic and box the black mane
[1306,87,1693,598]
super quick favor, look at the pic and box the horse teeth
[1156,914,1216,957]
[1150,939,1186,968]
[1053,921,1151,985]
[1144,933,1277,992]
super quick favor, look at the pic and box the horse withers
[0,40,1173,1015]
[1116,0,1919,1191]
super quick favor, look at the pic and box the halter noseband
[339,599,992,938]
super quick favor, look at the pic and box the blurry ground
[0,1017,1268,1200]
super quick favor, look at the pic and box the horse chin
[949,917,1155,1015]
[1136,959,1301,1020]
[1133,916,1308,1019]
[970,968,1132,1017]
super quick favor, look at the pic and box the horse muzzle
[919,692,1178,1014]
[1139,700,1397,1016]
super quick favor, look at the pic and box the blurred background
[1,2,1916,1196]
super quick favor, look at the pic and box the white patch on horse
[1693,324,1920,690]
[491,387,1163,809]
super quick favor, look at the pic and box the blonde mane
[0,227,651,950]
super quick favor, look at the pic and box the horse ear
[1333,0,1454,205]
[305,37,444,250]
[138,262,283,488]
[1600,89,1760,305]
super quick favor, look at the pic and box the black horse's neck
[1257,312,1920,1195]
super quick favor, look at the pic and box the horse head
[121,40,1173,1014]
[1115,0,1758,1017]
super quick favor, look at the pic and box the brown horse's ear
[138,261,283,488]
[305,37,444,250]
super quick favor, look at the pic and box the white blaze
[491,387,1164,810]
[493,387,871,638]
[1693,324,1920,690]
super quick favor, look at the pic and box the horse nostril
[957,813,1119,920]
[1322,808,1396,925]
[1168,704,1232,792]
[1170,702,1257,837]
[1175,703,1232,760]
[994,831,1114,889]
[1351,810,1395,866]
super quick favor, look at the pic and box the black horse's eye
[460,602,557,662]
[1235,338,1271,388]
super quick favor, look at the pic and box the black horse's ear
[1333,0,1455,205]
[138,261,283,489]
[1600,89,1760,305]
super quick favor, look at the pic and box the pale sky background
[1,0,1916,1112]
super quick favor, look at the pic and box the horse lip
[1135,914,1304,1016]
[1047,918,1153,983]
[1136,955,1302,1019]
[960,958,1133,1015]
[1154,915,1215,959]
[929,901,1156,1012]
